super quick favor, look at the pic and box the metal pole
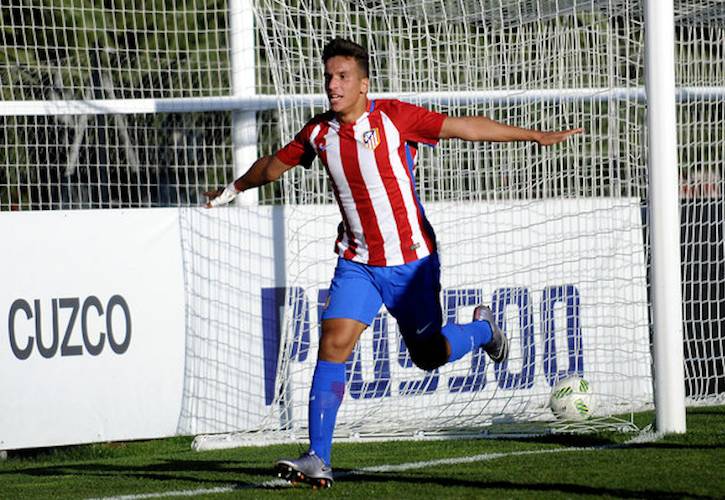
[229,0,258,205]
[645,0,686,434]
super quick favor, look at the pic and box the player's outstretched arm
[439,116,583,146]
[204,155,296,207]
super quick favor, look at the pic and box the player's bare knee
[319,318,366,362]
[318,331,361,362]
[319,334,353,356]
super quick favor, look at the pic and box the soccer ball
[549,375,594,421]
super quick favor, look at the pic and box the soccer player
[206,38,582,488]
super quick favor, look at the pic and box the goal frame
[1,0,694,441]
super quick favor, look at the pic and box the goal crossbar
[2,86,722,117]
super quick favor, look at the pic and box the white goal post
[644,0,686,434]
[2,0,724,450]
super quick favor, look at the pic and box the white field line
[348,446,594,474]
[89,432,661,500]
[88,486,237,499]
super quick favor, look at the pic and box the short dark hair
[321,37,369,77]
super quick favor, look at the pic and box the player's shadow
[334,472,715,499]
[500,432,725,451]
[0,459,271,488]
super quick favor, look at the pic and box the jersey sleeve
[275,124,317,168]
[389,100,447,146]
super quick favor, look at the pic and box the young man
[206,38,582,488]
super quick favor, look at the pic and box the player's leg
[381,254,448,370]
[275,318,365,487]
[275,258,381,487]
[309,259,381,467]
[443,304,509,364]
[385,253,508,370]
[304,317,365,470]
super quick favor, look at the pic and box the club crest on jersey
[362,128,381,150]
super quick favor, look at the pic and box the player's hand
[535,127,584,146]
[203,188,222,207]
[204,183,239,208]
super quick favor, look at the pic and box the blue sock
[442,320,493,363]
[308,360,345,465]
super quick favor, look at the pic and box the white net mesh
[242,0,652,444]
[1,0,724,446]
[676,4,725,401]
[1,1,231,99]
[0,1,282,209]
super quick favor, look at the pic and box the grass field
[2,405,724,499]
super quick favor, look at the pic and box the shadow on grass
[497,433,619,448]
[686,406,725,416]
[5,438,193,462]
[328,471,719,499]
[0,459,273,488]
[624,442,725,451]
[3,457,722,498]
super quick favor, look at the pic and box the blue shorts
[321,253,443,343]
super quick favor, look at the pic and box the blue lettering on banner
[260,287,284,406]
[541,285,583,384]
[493,287,536,390]
[260,287,310,406]
[260,285,583,405]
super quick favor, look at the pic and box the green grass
[2,406,725,499]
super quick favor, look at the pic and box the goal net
[1,0,723,448]
[230,0,656,442]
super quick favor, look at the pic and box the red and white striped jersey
[276,99,446,267]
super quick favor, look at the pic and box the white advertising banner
[276,199,652,433]
[0,199,652,449]
[0,209,186,450]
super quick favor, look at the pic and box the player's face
[324,56,369,121]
